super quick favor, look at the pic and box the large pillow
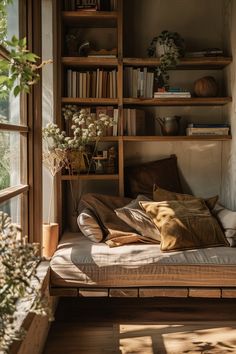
[124,155,182,199]
[140,199,229,252]
[153,185,218,211]
[115,194,161,243]
[77,208,104,243]
[213,203,236,246]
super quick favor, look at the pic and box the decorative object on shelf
[194,76,218,97]
[147,30,185,89]
[66,33,80,56]
[0,211,51,352]
[78,40,91,57]
[157,116,181,136]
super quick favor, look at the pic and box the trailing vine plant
[147,30,185,89]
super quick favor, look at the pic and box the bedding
[115,194,161,242]
[77,208,103,242]
[140,199,229,252]
[50,232,236,288]
[213,203,236,246]
[78,193,155,247]
[153,185,218,210]
[124,155,182,199]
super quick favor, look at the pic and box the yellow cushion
[153,185,218,210]
[140,199,229,252]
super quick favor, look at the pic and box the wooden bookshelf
[62,11,118,27]
[123,97,232,106]
[123,56,232,69]
[56,0,233,233]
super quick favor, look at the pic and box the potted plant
[147,30,185,88]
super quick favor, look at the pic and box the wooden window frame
[0,0,42,244]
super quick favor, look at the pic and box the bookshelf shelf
[123,56,232,69]
[62,11,118,27]
[123,97,232,106]
[61,97,119,105]
[123,135,232,142]
[62,57,118,67]
[61,174,119,181]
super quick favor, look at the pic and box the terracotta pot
[42,223,59,258]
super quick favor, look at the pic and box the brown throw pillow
[115,195,161,243]
[124,155,182,199]
[153,185,218,211]
[140,199,229,252]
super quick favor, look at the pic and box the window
[0,0,41,242]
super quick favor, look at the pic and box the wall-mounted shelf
[123,135,232,142]
[123,97,232,106]
[123,56,232,69]
[61,174,119,181]
[61,98,119,105]
[62,11,118,27]
[62,57,118,67]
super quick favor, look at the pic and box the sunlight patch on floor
[119,322,236,354]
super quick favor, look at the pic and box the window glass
[0,195,20,225]
[0,1,20,125]
[0,131,20,190]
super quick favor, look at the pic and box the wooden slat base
[50,286,236,298]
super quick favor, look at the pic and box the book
[154,92,191,98]
[186,49,223,57]
[186,127,229,136]
[188,123,230,128]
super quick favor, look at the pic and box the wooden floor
[43,297,236,354]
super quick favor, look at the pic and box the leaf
[24,52,38,62]
[0,75,9,84]
[13,85,21,96]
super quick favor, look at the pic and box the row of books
[186,123,230,136]
[123,109,146,136]
[123,67,154,98]
[66,69,117,98]
[63,0,117,11]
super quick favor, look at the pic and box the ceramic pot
[42,223,59,258]
[157,116,181,136]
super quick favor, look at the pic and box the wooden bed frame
[50,285,236,298]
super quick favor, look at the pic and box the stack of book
[185,48,224,57]
[186,123,230,136]
[154,87,191,98]
[123,109,146,136]
[66,69,117,98]
[123,67,154,98]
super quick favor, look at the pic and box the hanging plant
[147,30,185,88]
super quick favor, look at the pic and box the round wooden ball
[194,76,218,97]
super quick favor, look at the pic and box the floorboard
[43,298,236,354]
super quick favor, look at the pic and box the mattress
[50,232,236,288]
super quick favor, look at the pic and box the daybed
[49,156,236,298]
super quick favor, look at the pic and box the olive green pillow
[153,185,218,211]
[140,199,229,252]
